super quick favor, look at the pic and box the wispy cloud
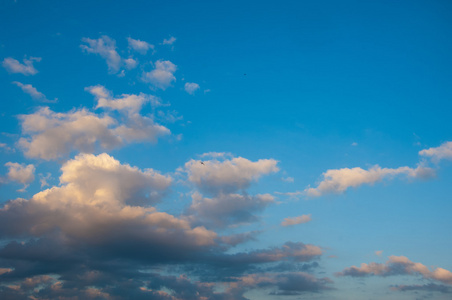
[12,81,57,103]
[2,57,40,75]
[142,60,177,90]
[184,82,200,95]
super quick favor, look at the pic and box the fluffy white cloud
[127,37,154,54]
[86,85,159,114]
[12,81,57,103]
[184,82,200,95]
[0,153,217,248]
[337,255,452,285]
[281,214,311,227]
[305,164,435,197]
[142,60,177,90]
[2,57,40,75]
[184,155,279,194]
[17,105,170,160]
[419,141,452,162]
[162,36,176,45]
[4,162,35,191]
[81,36,137,74]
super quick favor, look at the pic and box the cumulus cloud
[4,162,35,191]
[81,36,137,74]
[18,89,170,160]
[127,37,154,54]
[336,255,452,285]
[183,155,279,195]
[184,82,200,95]
[12,81,57,103]
[2,57,40,75]
[142,60,177,90]
[188,192,274,228]
[281,214,312,227]
[305,164,435,197]
[419,141,452,162]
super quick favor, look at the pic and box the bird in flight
[200,161,205,165]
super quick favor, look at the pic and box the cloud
[391,283,452,293]
[142,60,177,90]
[281,214,312,227]
[187,192,274,228]
[81,36,137,74]
[2,57,40,75]
[162,36,176,45]
[419,141,452,162]
[127,37,154,55]
[305,164,435,197]
[282,176,294,183]
[183,155,279,195]
[336,255,452,285]
[18,87,170,160]
[86,85,159,114]
[274,191,303,200]
[184,82,200,95]
[4,162,35,191]
[12,81,57,103]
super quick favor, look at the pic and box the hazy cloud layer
[306,164,435,197]
[2,57,40,75]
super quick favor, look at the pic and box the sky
[0,0,452,299]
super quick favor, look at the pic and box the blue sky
[1,0,452,299]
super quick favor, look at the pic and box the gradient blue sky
[1,0,452,299]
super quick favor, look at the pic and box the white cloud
[142,60,177,90]
[162,36,176,45]
[274,191,303,200]
[337,255,452,285]
[127,37,154,54]
[282,176,294,183]
[281,214,312,226]
[12,81,57,103]
[2,57,40,75]
[0,153,216,248]
[183,155,279,194]
[419,141,452,162]
[81,36,122,73]
[81,36,138,74]
[18,106,170,160]
[305,164,435,197]
[86,85,157,114]
[5,162,35,191]
[184,82,200,95]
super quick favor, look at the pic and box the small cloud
[162,36,176,45]
[204,89,211,94]
[281,214,312,226]
[419,141,452,163]
[12,81,57,103]
[5,162,35,192]
[282,177,294,183]
[184,82,200,95]
[2,56,40,75]
[351,142,358,146]
[274,191,303,200]
[375,250,383,256]
[127,37,154,55]
[142,60,177,90]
